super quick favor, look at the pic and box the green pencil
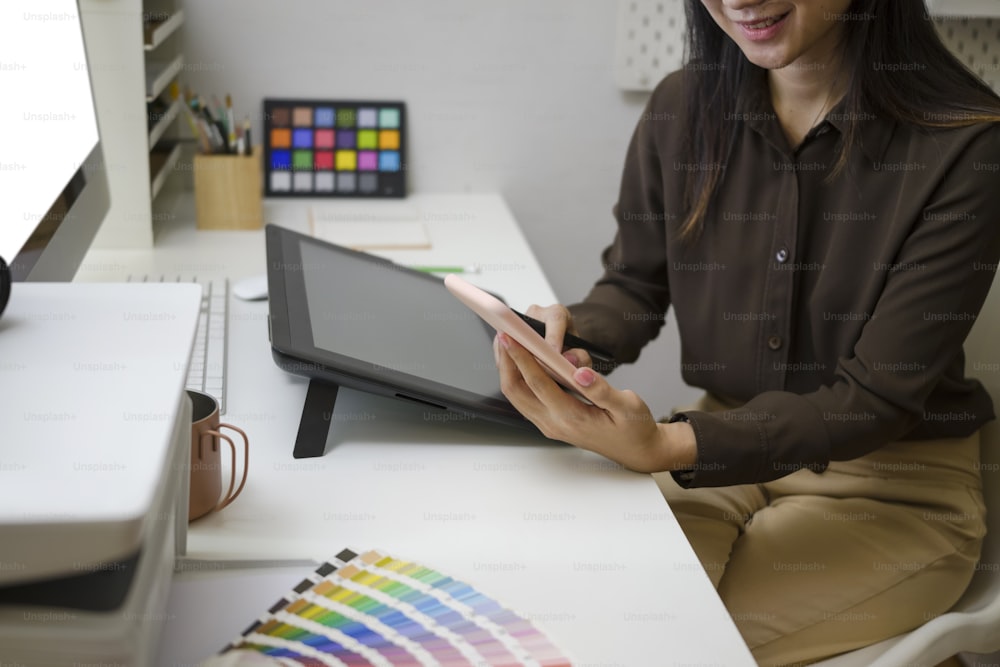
[409,265,480,274]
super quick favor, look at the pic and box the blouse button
[775,248,789,263]
[768,335,783,351]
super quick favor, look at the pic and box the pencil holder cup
[193,146,263,230]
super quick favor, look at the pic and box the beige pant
[654,394,986,666]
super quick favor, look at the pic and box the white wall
[179,0,700,416]
[179,2,1000,421]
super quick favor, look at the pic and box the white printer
[0,283,200,665]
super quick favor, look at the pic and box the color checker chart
[218,548,572,667]
[264,99,406,198]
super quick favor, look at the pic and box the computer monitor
[0,0,110,310]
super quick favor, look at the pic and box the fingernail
[498,333,510,350]
[575,367,596,387]
[564,351,579,366]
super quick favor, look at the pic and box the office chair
[813,278,1000,667]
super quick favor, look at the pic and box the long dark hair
[680,0,1000,238]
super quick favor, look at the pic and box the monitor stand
[293,379,341,458]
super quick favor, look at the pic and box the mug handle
[205,423,249,512]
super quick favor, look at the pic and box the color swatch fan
[264,99,406,198]
[212,548,572,667]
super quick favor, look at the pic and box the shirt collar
[740,74,895,162]
[822,101,896,163]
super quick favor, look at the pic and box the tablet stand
[293,379,341,458]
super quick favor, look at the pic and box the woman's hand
[495,331,697,474]
[523,303,593,369]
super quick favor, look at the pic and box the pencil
[243,117,252,155]
[409,265,480,274]
[226,94,237,154]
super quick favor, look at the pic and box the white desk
[76,193,755,667]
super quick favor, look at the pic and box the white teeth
[748,16,780,29]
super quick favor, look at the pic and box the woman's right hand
[523,303,593,369]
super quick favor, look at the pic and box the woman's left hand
[495,332,697,473]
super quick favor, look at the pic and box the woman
[494,0,1000,664]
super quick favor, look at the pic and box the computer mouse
[232,274,268,301]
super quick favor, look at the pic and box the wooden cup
[193,146,263,230]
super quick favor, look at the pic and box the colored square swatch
[337,109,356,128]
[335,150,357,171]
[337,173,356,193]
[292,107,313,126]
[270,171,291,191]
[379,108,400,128]
[359,173,378,193]
[378,130,400,150]
[338,130,357,149]
[357,130,377,150]
[358,151,378,171]
[314,107,335,127]
[293,150,313,170]
[316,172,335,192]
[315,129,335,149]
[270,128,291,149]
[358,108,378,128]
[292,129,313,149]
[271,150,291,170]
[271,108,290,127]
[379,151,400,172]
[315,151,335,170]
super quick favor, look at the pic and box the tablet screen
[267,224,527,429]
[298,239,502,397]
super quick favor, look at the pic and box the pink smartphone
[444,274,596,399]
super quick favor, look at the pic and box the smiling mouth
[741,12,790,30]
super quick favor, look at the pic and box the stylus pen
[410,265,480,274]
[514,310,616,365]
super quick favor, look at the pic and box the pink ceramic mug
[187,389,249,522]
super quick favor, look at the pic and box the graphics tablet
[265,224,531,439]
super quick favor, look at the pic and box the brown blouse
[568,71,1000,487]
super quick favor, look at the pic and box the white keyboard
[128,275,229,414]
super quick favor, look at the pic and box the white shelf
[143,9,184,51]
[145,53,183,102]
[81,0,187,249]
[927,0,1000,16]
[150,140,183,200]
[148,96,182,148]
